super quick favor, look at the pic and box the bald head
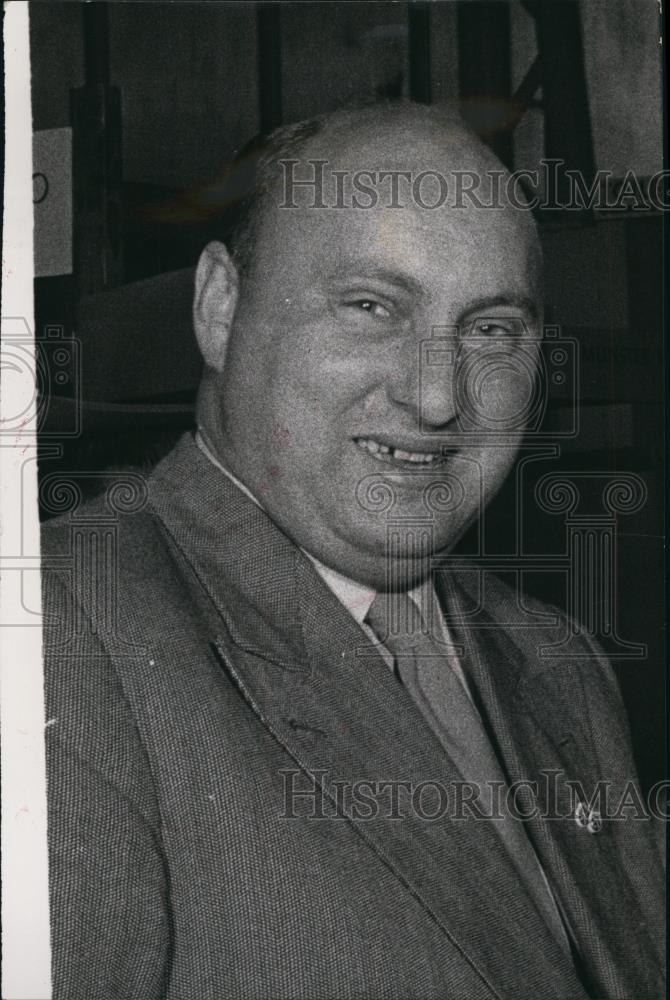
[219,101,541,285]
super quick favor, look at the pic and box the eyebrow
[329,264,425,299]
[329,266,539,320]
[460,294,539,321]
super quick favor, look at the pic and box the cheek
[456,346,540,435]
[272,324,368,424]
[260,374,341,481]
[425,449,517,549]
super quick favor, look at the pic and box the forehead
[253,113,541,299]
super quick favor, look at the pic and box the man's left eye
[473,316,526,337]
[351,299,391,320]
[470,318,524,338]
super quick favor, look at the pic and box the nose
[389,326,459,430]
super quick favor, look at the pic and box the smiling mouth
[353,436,447,466]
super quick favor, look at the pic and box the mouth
[353,436,448,468]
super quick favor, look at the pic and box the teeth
[355,438,441,464]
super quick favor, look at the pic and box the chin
[372,525,472,590]
[332,544,444,593]
[347,515,467,557]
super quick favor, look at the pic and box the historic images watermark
[279,158,670,212]
[280,768,669,824]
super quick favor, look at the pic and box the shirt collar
[196,428,263,511]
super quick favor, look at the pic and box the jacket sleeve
[43,570,172,1000]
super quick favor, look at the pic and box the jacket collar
[149,432,311,671]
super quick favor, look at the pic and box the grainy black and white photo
[1,1,666,998]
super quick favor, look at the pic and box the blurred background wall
[31,1,662,185]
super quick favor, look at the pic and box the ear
[193,241,239,373]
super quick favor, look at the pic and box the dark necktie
[366,590,571,953]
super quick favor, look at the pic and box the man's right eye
[346,299,392,320]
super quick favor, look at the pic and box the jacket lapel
[213,560,589,1000]
[148,435,589,1000]
[437,570,665,999]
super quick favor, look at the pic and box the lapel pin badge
[574,800,602,834]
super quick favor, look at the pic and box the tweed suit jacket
[42,432,665,1000]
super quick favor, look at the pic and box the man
[42,103,664,999]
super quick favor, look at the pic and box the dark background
[30,1,665,792]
